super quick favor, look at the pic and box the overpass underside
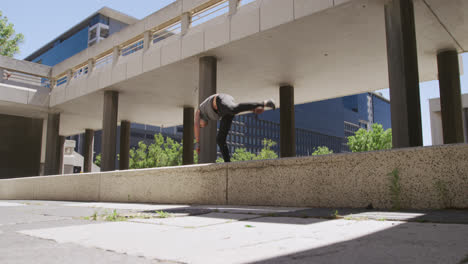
[0,0,467,178]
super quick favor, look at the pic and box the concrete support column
[0,69,5,83]
[66,69,73,85]
[44,113,61,175]
[384,0,423,148]
[183,107,194,165]
[119,120,131,170]
[83,129,94,173]
[181,12,191,35]
[280,85,296,158]
[112,46,120,66]
[143,31,151,51]
[464,109,468,143]
[87,59,95,74]
[229,0,239,16]
[199,56,217,163]
[58,136,65,174]
[101,91,119,171]
[437,49,464,144]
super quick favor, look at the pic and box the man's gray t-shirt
[199,94,220,121]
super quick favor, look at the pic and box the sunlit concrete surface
[0,200,467,264]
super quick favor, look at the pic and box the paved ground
[1,200,467,264]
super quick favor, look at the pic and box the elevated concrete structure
[32,0,467,137]
[1,144,467,210]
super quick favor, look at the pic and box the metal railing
[191,0,229,27]
[153,22,181,44]
[73,65,89,79]
[94,53,113,69]
[2,69,51,88]
[121,39,144,56]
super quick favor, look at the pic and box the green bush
[312,146,333,156]
[347,123,392,152]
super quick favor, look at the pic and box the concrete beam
[183,107,194,165]
[280,85,295,158]
[0,55,51,77]
[101,91,119,172]
[464,109,468,143]
[198,56,217,164]
[229,0,239,16]
[44,113,61,176]
[437,49,464,144]
[83,129,94,173]
[384,0,423,148]
[119,120,131,170]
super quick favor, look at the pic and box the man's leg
[218,94,274,115]
[217,115,234,162]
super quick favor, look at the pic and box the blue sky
[2,0,467,145]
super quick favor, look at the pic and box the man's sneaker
[264,99,276,110]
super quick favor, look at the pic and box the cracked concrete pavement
[1,200,467,264]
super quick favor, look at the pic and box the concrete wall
[1,144,467,209]
[0,114,43,178]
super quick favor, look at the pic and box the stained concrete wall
[1,144,467,209]
[0,114,43,178]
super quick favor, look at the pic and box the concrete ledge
[228,144,468,209]
[1,144,467,209]
[99,164,227,204]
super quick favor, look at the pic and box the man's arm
[194,109,200,153]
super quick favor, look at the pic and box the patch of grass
[92,211,98,221]
[344,216,353,220]
[156,211,172,218]
[414,219,429,223]
[459,254,468,264]
[388,168,401,210]
[377,218,386,221]
[245,225,254,228]
[105,209,128,222]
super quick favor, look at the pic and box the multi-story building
[24,7,391,170]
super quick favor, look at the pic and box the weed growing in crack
[388,168,401,210]
[156,211,171,218]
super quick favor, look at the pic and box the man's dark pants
[215,94,263,162]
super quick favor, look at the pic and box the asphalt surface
[1,200,467,264]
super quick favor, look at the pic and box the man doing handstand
[194,94,276,162]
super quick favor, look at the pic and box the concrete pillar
[87,59,95,74]
[464,109,468,143]
[83,129,94,173]
[58,136,65,174]
[437,49,464,144]
[384,0,423,148]
[143,30,151,51]
[181,12,191,35]
[101,91,119,171]
[0,69,5,83]
[280,85,296,157]
[183,107,194,165]
[119,120,131,170]
[44,113,61,175]
[66,69,73,85]
[112,46,120,66]
[199,56,217,163]
[229,0,239,16]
